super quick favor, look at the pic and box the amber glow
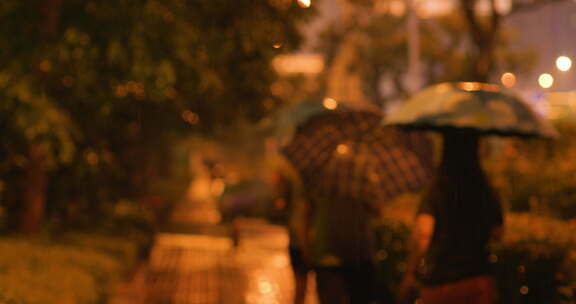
[460,82,482,91]
[389,0,406,16]
[336,144,349,155]
[323,97,338,110]
[182,110,199,124]
[500,72,517,88]
[272,54,324,74]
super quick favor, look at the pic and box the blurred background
[0,0,576,303]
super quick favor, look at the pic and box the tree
[315,5,535,107]
[0,0,313,233]
[316,0,576,106]
[459,0,570,81]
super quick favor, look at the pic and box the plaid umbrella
[281,110,433,203]
[271,100,376,147]
[273,101,344,147]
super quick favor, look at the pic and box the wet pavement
[111,218,318,304]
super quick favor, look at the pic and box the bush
[0,230,151,304]
[51,199,156,260]
[483,123,576,220]
[376,194,576,304]
[0,239,118,304]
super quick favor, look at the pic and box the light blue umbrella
[385,82,558,139]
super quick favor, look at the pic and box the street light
[538,73,554,89]
[406,0,421,92]
[297,0,311,8]
[323,97,338,110]
[556,56,572,72]
[500,72,516,88]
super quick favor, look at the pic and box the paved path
[112,218,318,304]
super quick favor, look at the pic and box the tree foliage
[0,0,312,232]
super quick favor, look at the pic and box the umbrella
[273,101,340,147]
[385,82,558,138]
[281,110,433,203]
[272,99,380,147]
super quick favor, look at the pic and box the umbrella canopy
[272,100,380,147]
[385,82,558,138]
[281,110,433,203]
[273,101,338,147]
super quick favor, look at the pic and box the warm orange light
[323,97,338,110]
[84,151,99,166]
[272,54,324,74]
[114,85,127,98]
[273,43,283,49]
[336,144,349,155]
[257,279,273,294]
[182,110,199,124]
[460,82,481,91]
[389,0,406,16]
[500,72,516,88]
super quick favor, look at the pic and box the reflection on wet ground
[114,219,317,304]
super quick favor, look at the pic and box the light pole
[406,0,422,93]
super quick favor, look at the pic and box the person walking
[275,151,384,304]
[385,82,558,304]
[398,133,503,304]
[272,154,312,304]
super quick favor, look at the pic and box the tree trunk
[40,0,62,38]
[16,0,64,233]
[460,0,501,82]
[19,143,48,234]
[472,39,495,82]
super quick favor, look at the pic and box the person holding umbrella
[270,100,356,304]
[271,153,311,304]
[386,82,557,304]
[282,106,433,304]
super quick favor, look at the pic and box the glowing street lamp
[556,56,572,72]
[500,72,516,88]
[538,73,554,89]
[323,97,338,110]
[297,0,311,8]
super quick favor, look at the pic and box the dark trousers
[421,275,497,304]
[315,262,375,304]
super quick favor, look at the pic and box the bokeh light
[336,144,349,155]
[538,73,554,89]
[389,0,406,16]
[500,72,517,88]
[323,97,338,110]
[182,110,199,124]
[461,82,481,91]
[556,56,572,72]
[297,0,311,8]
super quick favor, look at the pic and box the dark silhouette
[399,132,503,304]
